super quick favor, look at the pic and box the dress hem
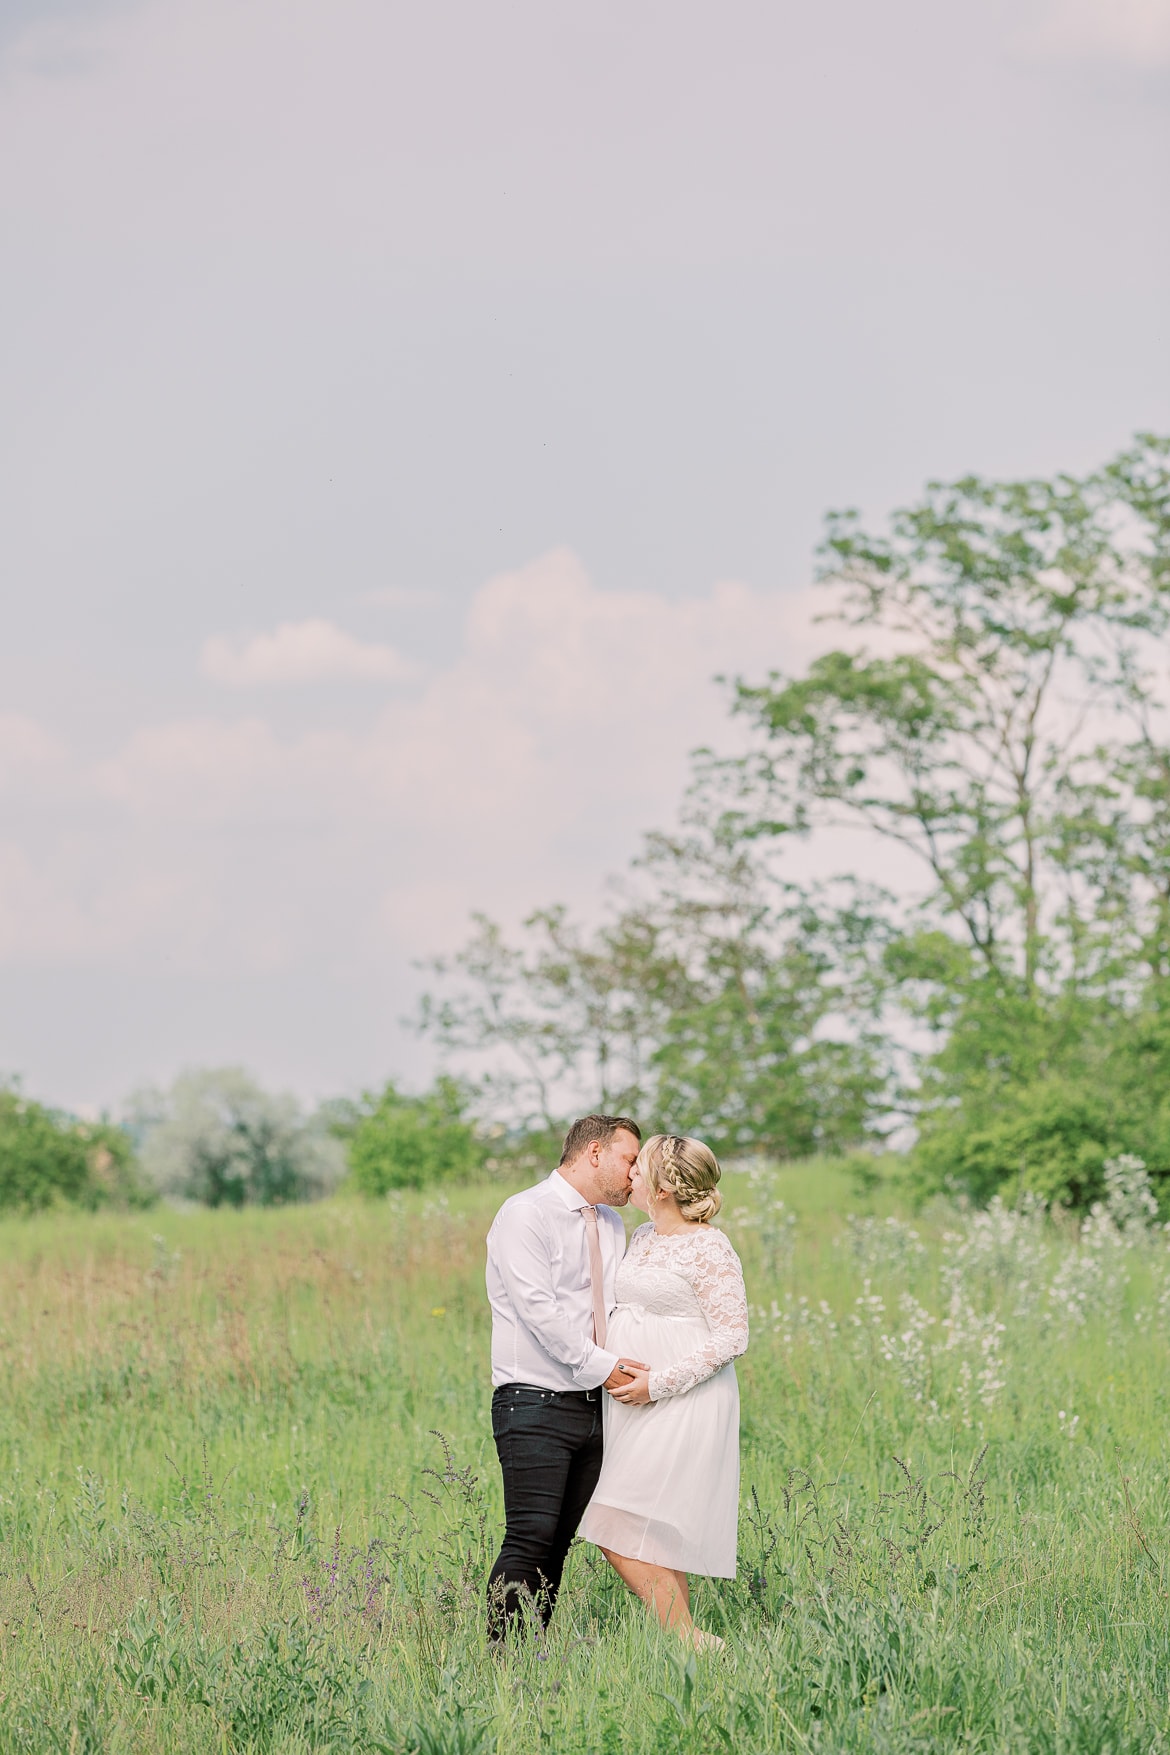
[579,1500,738,1579]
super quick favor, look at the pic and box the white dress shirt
[487,1169,624,1391]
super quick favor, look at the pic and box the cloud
[1017,0,1170,66]
[10,553,845,969]
[0,551,928,1104]
[95,716,288,817]
[0,713,67,794]
[201,618,415,686]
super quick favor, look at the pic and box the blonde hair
[636,1134,722,1223]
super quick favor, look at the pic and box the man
[485,1113,646,1641]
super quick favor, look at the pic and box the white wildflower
[942,1196,1048,1318]
[844,1214,926,1277]
[1046,1209,1128,1331]
[850,1279,887,1328]
[1102,1154,1158,1238]
[733,1164,798,1275]
[879,1293,935,1404]
[941,1293,1007,1425]
[764,1292,838,1349]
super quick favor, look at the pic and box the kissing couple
[485,1114,749,1650]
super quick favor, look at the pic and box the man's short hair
[559,1114,642,1167]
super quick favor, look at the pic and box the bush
[914,1077,1124,1209]
[346,1077,484,1194]
[907,980,1170,1211]
[0,1087,146,1211]
[133,1067,345,1207]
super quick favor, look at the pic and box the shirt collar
[548,1168,591,1211]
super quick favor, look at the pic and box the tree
[0,1086,145,1211]
[716,434,1170,1201]
[345,1077,485,1194]
[418,907,667,1133]
[418,819,890,1158]
[730,437,1170,990]
[133,1068,345,1207]
[630,822,889,1157]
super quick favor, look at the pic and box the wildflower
[845,1214,925,1277]
[1102,1155,1158,1236]
[879,1294,935,1404]
[942,1197,1047,1319]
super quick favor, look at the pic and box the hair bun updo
[638,1134,722,1222]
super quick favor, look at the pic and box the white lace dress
[579,1222,749,1577]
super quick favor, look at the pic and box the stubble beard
[601,1181,632,1207]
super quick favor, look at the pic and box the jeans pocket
[502,1400,549,1440]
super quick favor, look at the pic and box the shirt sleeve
[648,1233,749,1402]
[491,1203,619,1390]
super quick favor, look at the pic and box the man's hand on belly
[602,1357,649,1390]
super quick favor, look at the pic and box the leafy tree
[717,434,1170,1201]
[730,437,1170,990]
[0,1086,146,1211]
[418,821,889,1158]
[345,1076,485,1195]
[418,907,665,1132]
[133,1068,344,1207]
[631,823,889,1157]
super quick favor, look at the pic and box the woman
[579,1134,748,1648]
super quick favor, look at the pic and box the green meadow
[3,1162,1170,1753]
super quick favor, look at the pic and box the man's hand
[608,1367,652,1405]
[601,1356,649,1391]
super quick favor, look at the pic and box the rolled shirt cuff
[576,1344,619,1390]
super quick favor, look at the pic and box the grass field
[3,1159,1170,1752]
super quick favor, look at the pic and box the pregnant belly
[609,1305,708,1366]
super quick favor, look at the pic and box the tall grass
[3,1163,1170,1751]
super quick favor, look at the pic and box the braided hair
[638,1133,722,1223]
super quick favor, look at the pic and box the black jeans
[487,1383,604,1639]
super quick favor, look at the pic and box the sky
[1,0,1168,1114]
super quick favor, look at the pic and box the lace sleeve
[648,1232,749,1401]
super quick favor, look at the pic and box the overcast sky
[1,0,1168,1113]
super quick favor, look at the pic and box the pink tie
[581,1206,607,1348]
